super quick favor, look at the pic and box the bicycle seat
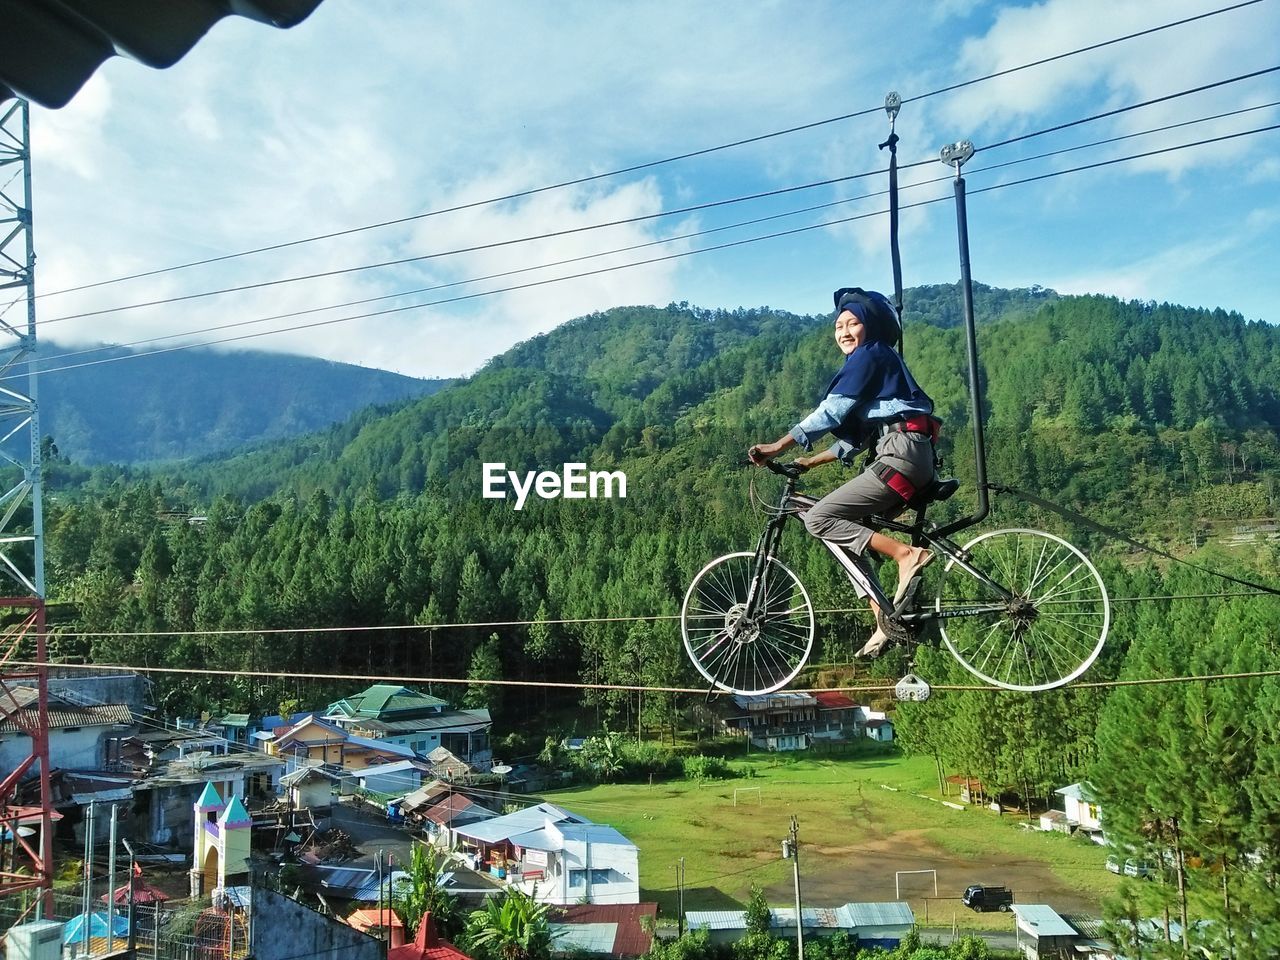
[907,477,960,511]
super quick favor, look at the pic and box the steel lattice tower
[0,96,53,912]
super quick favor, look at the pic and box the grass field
[543,747,1121,929]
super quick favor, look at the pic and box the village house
[1053,782,1105,843]
[718,693,893,751]
[0,686,135,772]
[452,802,640,905]
[323,684,493,769]
[268,715,417,775]
[549,903,658,958]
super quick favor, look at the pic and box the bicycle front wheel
[937,529,1110,692]
[681,552,815,695]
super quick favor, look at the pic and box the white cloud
[20,1,1280,379]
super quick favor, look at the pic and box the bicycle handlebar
[761,459,806,480]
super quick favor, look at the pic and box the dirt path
[762,826,1099,921]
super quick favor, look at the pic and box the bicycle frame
[746,461,1013,632]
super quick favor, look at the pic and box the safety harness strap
[872,460,917,502]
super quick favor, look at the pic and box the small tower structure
[191,782,253,898]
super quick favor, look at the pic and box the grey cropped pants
[802,431,935,555]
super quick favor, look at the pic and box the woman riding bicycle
[748,287,940,658]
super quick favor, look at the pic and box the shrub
[682,754,735,781]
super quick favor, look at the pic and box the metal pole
[107,803,118,952]
[790,817,804,960]
[123,840,137,954]
[82,801,95,955]
[677,857,685,937]
[934,140,991,538]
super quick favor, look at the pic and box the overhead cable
[40,61,1280,329]
[20,96,1280,377]
[38,0,1266,299]
[22,118,1280,379]
[10,658,1280,694]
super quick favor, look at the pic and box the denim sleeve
[830,440,859,464]
[789,394,858,450]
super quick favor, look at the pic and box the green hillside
[32,341,451,464]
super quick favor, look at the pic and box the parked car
[1105,855,1122,874]
[962,884,1014,912]
[1123,858,1158,879]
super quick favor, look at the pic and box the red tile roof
[553,903,658,958]
[424,794,475,825]
[812,691,856,709]
[389,913,472,960]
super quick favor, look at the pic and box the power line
[39,0,1263,299]
[19,95,1280,378]
[11,658,1280,695]
[26,588,1273,642]
[41,61,1280,330]
[40,162,911,326]
[977,64,1280,153]
[23,118,1280,380]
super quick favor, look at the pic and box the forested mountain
[37,281,1280,954]
[31,342,450,464]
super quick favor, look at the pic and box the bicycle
[680,460,1110,695]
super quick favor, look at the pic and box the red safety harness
[871,415,942,501]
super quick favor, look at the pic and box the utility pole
[782,817,803,960]
[676,857,686,936]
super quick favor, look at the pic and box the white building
[453,802,639,905]
[510,820,639,905]
[0,687,134,772]
[1055,782,1105,842]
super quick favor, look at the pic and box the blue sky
[26,0,1280,379]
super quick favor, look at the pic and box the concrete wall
[251,887,384,960]
[0,725,108,773]
[11,672,149,711]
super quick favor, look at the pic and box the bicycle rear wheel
[681,552,815,695]
[936,528,1110,691]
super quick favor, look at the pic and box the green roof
[221,795,252,827]
[328,684,447,720]
[197,782,223,810]
[220,714,251,727]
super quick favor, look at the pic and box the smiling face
[834,309,864,355]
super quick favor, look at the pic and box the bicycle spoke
[939,529,1110,692]
[682,553,814,695]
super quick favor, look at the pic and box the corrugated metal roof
[454,802,585,845]
[553,924,619,954]
[685,910,746,931]
[554,904,657,958]
[837,902,915,928]
[0,0,325,109]
[0,701,133,732]
[1013,904,1077,938]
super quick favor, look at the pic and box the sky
[22,0,1280,380]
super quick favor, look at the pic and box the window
[569,868,615,887]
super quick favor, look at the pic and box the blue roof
[558,822,634,847]
[454,802,587,845]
